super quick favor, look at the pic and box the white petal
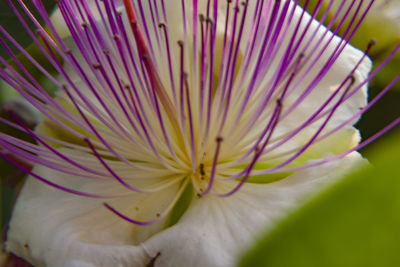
[142,152,366,267]
[6,164,181,267]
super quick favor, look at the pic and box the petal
[142,152,366,267]
[5,164,182,267]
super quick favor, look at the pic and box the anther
[205,17,214,24]
[350,75,356,85]
[368,38,377,49]
[177,40,184,47]
[158,22,166,28]
[63,48,71,54]
[199,163,205,176]
[199,14,205,22]
[81,22,89,28]
[93,63,101,69]
[103,49,110,55]
[216,136,224,143]
[113,34,120,40]
[121,80,131,90]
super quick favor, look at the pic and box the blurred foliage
[0,102,37,228]
[0,0,57,59]
[0,0,57,235]
[239,134,400,267]
[0,0,59,105]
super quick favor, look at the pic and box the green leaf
[239,134,400,267]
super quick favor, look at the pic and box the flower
[0,0,399,266]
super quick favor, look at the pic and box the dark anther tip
[350,75,356,85]
[199,163,205,176]
[216,136,224,142]
[206,17,214,24]
[368,38,377,48]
